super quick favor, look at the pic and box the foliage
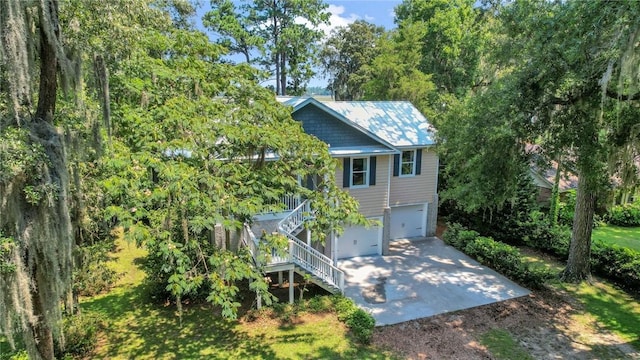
[395,0,488,96]
[443,224,553,289]
[360,24,436,114]
[591,241,640,294]
[331,295,376,344]
[54,312,106,359]
[204,0,330,95]
[607,202,640,227]
[521,212,571,259]
[320,20,385,100]
[557,190,577,227]
[72,242,121,297]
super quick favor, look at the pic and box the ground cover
[592,225,640,251]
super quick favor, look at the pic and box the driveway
[338,237,530,326]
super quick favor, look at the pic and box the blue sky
[195,0,404,88]
[321,1,402,32]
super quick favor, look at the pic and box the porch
[241,196,345,307]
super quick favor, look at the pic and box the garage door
[337,221,382,259]
[390,204,427,239]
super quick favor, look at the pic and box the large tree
[440,0,639,282]
[395,0,487,96]
[503,0,639,281]
[1,0,75,358]
[320,20,385,100]
[204,0,329,95]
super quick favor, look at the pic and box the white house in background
[278,97,439,260]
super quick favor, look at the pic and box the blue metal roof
[321,101,435,147]
[278,97,436,148]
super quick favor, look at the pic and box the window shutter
[416,149,422,175]
[343,157,350,188]
[369,157,376,185]
[393,154,400,176]
[306,175,314,190]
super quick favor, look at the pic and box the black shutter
[369,157,376,185]
[306,175,314,190]
[343,157,350,188]
[393,153,400,176]
[416,149,422,175]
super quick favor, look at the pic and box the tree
[395,0,487,96]
[1,0,75,358]
[99,9,363,318]
[320,20,385,100]
[360,23,436,115]
[503,0,639,282]
[204,0,330,95]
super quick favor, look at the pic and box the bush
[464,236,553,289]
[54,312,106,359]
[591,241,640,292]
[73,242,122,297]
[522,211,571,259]
[443,222,479,250]
[607,202,640,227]
[331,295,375,344]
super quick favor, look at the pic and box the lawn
[592,225,640,251]
[80,239,392,359]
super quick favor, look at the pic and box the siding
[390,149,438,206]
[293,105,380,148]
[335,155,389,217]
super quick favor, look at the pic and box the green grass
[592,225,640,251]
[559,281,640,350]
[480,329,533,360]
[80,238,391,359]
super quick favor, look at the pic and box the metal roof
[329,145,398,157]
[278,97,436,147]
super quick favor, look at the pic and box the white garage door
[337,222,382,259]
[390,204,427,239]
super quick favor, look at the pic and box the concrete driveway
[338,237,530,326]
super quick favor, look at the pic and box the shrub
[73,242,122,297]
[591,241,640,292]
[607,202,640,227]
[522,211,571,259]
[464,236,553,289]
[346,308,376,344]
[54,312,106,359]
[331,295,375,344]
[443,222,479,250]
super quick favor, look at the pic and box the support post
[289,269,294,304]
[278,271,283,287]
[382,207,391,255]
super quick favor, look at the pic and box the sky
[195,0,404,88]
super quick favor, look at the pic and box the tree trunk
[561,173,595,282]
[31,276,55,360]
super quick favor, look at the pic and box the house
[241,97,438,304]
[278,97,439,260]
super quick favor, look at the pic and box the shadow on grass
[577,286,640,350]
[81,284,277,359]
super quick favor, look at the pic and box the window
[400,150,416,176]
[351,157,369,187]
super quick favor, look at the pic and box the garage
[337,219,382,259]
[390,204,427,239]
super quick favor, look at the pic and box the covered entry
[390,204,427,239]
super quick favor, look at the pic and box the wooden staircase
[242,200,344,294]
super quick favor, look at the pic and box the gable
[293,104,382,148]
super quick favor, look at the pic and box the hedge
[443,223,553,289]
[607,202,640,227]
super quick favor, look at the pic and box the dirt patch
[374,287,639,359]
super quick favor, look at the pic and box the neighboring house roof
[277,97,436,151]
[525,144,578,192]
